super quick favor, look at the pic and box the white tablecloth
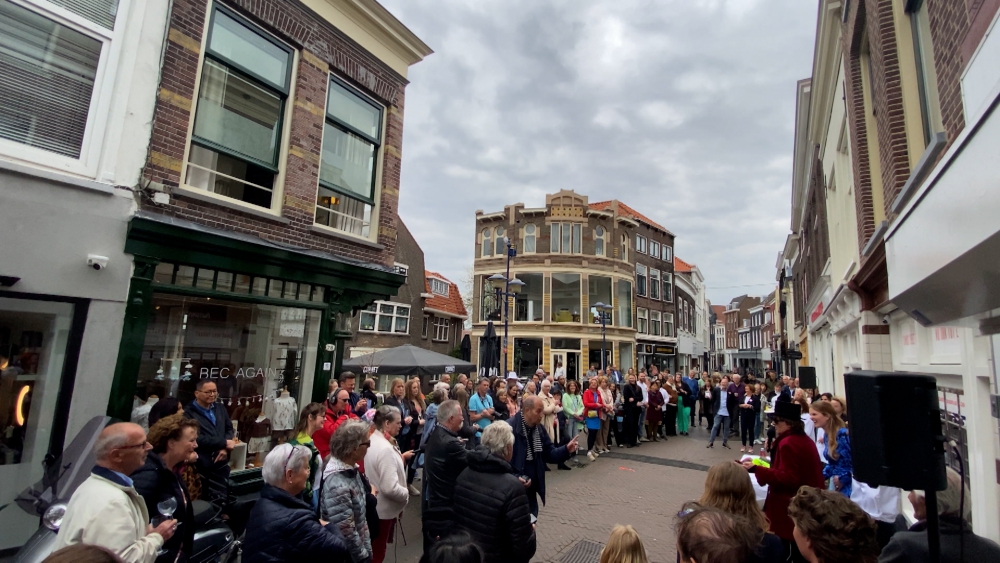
[740,455,769,505]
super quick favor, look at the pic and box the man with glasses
[184,379,235,503]
[55,422,176,563]
[314,388,358,459]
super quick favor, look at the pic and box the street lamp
[592,301,613,371]
[488,239,523,377]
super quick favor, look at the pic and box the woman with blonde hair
[598,376,614,452]
[599,524,648,563]
[809,400,852,497]
[682,462,783,562]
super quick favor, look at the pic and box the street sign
[786,350,803,360]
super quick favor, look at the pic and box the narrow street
[392,426,743,563]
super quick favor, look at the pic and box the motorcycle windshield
[14,416,110,515]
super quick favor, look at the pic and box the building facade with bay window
[471,190,678,379]
[0,0,430,546]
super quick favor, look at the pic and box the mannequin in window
[247,408,272,466]
[272,387,298,442]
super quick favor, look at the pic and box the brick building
[344,220,468,390]
[470,190,677,377]
[724,294,761,372]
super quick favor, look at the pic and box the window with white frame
[650,241,660,259]
[186,5,293,210]
[662,245,673,262]
[594,226,606,256]
[637,307,648,334]
[481,228,492,257]
[636,264,647,297]
[663,273,673,301]
[495,226,506,255]
[664,312,674,337]
[359,301,409,334]
[432,317,449,342]
[636,235,647,254]
[316,75,385,236]
[650,310,661,336]
[523,224,536,253]
[650,269,660,300]
[430,278,449,296]
[550,223,582,254]
[0,0,117,165]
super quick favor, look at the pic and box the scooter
[12,416,242,563]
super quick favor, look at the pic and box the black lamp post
[592,301,613,371]
[487,238,523,377]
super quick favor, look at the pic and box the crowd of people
[41,368,1000,563]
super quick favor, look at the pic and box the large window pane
[0,1,102,158]
[48,0,120,30]
[193,60,282,166]
[550,273,580,323]
[320,122,376,200]
[550,224,560,252]
[561,224,571,254]
[515,273,543,322]
[617,280,632,328]
[209,9,289,90]
[315,185,372,237]
[514,338,542,378]
[480,276,500,322]
[572,224,581,253]
[327,80,381,140]
[588,275,613,325]
[186,144,274,208]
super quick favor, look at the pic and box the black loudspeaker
[844,371,947,491]
[798,366,817,390]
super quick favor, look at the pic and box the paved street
[391,421,748,563]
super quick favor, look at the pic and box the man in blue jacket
[507,395,578,517]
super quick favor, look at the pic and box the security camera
[87,254,109,271]
[882,314,890,325]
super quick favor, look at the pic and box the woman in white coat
[365,405,414,563]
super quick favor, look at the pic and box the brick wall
[843,0,877,250]
[141,0,410,268]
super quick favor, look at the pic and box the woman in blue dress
[810,399,852,497]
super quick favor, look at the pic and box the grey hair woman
[242,444,349,563]
[321,419,374,563]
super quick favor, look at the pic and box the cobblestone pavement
[390,421,755,563]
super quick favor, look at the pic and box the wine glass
[153,498,178,555]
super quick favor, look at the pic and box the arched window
[482,228,492,258]
[595,226,606,256]
[524,224,536,253]
[495,226,505,255]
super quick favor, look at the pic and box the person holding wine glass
[132,413,199,563]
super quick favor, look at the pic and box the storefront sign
[810,302,824,323]
[363,365,380,374]
[199,367,283,379]
[445,366,455,373]
[654,345,675,356]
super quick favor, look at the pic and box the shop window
[134,294,320,471]
[588,275,613,325]
[637,308,648,334]
[186,6,293,210]
[549,223,581,254]
[663,273,673,302]
[550,273,581,323]
[432,317,449,342]
[636,235,647,254]
[650,269,660,300]
[360,301,409,334]
[316,76,384,236]
[664,312,674,337]
[514,273,544,322]
[152,262,324,303]
[514,338,542,378]
[495,226,506,255]
[650,310,661,336]
[650,241,660,259]
[430,278,449,296]
[0,0,104,160]
[481,228,492,258]
[523,224,536,253]
[594,226,606,256]
[617,280,632,328]
[636,264,647,297]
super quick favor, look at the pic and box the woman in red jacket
[740,400,824,557]
[582,378,605,462]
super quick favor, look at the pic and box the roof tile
[589,200,671,234]
[424,271,468,319]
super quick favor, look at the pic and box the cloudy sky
[379,0,817,305]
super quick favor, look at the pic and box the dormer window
[430,278,449,296]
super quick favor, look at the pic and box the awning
[343,344,477,377]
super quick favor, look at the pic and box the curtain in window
[0,1,101,158]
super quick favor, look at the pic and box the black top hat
[773,400,802,421]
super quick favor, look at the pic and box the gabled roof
[674,256,694,273]
[589,200,672,235]
[424,271,467,319]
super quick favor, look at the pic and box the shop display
[272,389,297,431]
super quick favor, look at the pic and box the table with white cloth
[739,455,769,507]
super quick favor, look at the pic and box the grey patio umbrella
[479,321,500,378]
[343,344,476,377]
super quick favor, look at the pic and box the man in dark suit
[507,395,577,517]
[422,399,469,555]
[184,379,235,503]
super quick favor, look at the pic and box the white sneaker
[587,451,597,462]
[408,484,421,496]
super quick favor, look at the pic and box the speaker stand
[925,490,941,563]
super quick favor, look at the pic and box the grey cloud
[380,0,816,303]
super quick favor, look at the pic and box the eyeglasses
[197,389,219,395]
[283,445,301,473]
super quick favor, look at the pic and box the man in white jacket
[55,422,176,563]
